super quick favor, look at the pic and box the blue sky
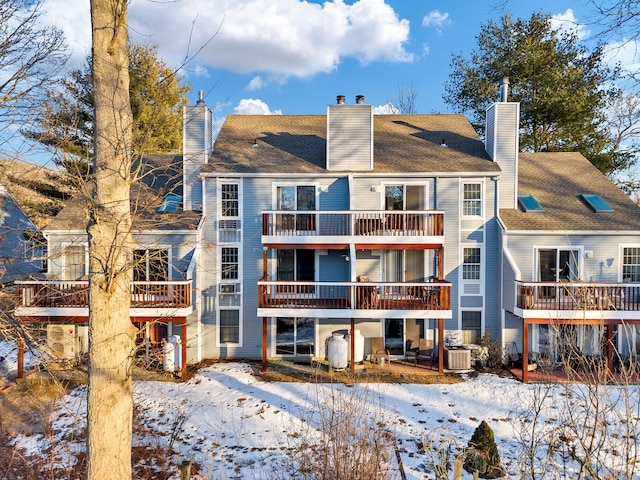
[41,0,634,138]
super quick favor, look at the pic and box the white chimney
[183,95,212,211]
[327,94,373,171]
[486,78,519,209]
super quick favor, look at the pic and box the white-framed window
[382,183,426,211]
[275,317,315,356]
[623,247,640,282]
[133,248,170,281]
[462,183,482,217]
[537,247,581,282]
[276,184,317,211]
[462,247,481,280]
[221,183,239,217]
[221,246,239,280]
[219,309,240,344]
[461,311,482,344]
[63,244,87,280]
[274,183,318,232]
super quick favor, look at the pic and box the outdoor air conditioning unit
[219,219,240,230]
[47,324,77,360]
[219,283,240,295]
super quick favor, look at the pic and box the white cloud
[41,0,91,69]
[42,0,412,81]
[373,103,400,114]
[422,10,450,33]
[247,76,266,91]
[604,39,640,76]
[550,8,590,41]
[40,0,413,85]
[234,98,282,115]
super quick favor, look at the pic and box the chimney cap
[336,95,346,104]
[499,77,509,102]
[355,95,365,104]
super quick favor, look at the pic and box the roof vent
[337,95,345,104]
[355,95,365,104]
[197,90,205,105]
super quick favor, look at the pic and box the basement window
[518,194,543,212]
[580,194,613,213]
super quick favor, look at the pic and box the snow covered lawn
[2,341,639,479]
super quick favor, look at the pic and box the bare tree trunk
[87,1,135,479]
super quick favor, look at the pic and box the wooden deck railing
[17,280,192,309]
[258,281,451,311]
[516,281,640,311]
[262,210,444,237]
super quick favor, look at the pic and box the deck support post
[181,320,187,382]
[350,318,355,373]
[606,323,614,374]
[17,337,24,379]
[522,321,529,384]
[437,318,444,373]
[262,317,268,373]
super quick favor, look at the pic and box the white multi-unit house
[14,86,640,382]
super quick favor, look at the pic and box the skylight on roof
[580,194,613,213]
[158,194,182,213]
[518,194,543,212]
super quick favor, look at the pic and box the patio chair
[409,338,434,367]
[370,336,390,366]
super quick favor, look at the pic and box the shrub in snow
[464,420,504,478]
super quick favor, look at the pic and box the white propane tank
[327,333,348,370]
[346,329,365,363]
[169,335,182,372]
[163,340,175,372]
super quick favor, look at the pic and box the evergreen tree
[465,420,504,478]
[444,13,630,175]
[24,43,190,177]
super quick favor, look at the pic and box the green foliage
[128,44,191,154]
[465,420,504,478]
[24,43,191,175]
[444,13,631,175]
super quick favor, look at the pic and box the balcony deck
[258,280,452,319]
[262,210,444,248]
[515,281,640,320]
[15,280,193,318]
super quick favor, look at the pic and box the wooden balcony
[16,280,192,313]
[262,210,444,248]
[515,281,640,318]
[258,280,451,319]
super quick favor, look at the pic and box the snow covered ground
[1,340,639,479]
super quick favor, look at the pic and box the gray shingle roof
[204,114,500,174]
[45,155,201,232]
[500,152,640,232]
